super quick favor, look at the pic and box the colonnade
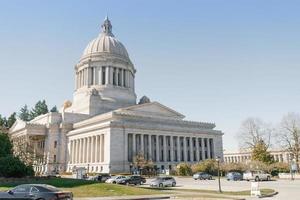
[127,134,214,163]
[75,66,134,89]
[69,134,105,164]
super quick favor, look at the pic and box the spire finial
[101,15,113,36]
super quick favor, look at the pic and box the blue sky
[1,0,300,151]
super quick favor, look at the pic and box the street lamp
[216,156,222,193]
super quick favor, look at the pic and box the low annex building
[9,17,224,174]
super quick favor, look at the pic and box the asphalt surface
[143,177,300,199]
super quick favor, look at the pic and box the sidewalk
[74,194,172,200]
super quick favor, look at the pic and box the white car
[243,170,271,181]
[105,175,127,184]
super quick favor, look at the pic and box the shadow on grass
[0,177,97,188]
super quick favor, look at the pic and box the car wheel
[113,181,116,184]
[159,183,163,188]
[209,176,212,180]
[267,176,271,181]
[172,182,176,187]
[255,176,260,182]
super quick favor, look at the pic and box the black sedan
[118,175,146,185]
[0,184,73,200]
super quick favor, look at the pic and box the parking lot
[142,177,300,199]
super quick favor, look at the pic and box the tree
[6,112,16,128]
[30,100,48,119]
[237,118,272,151]
[278,113,300,163]
[251,139,274,164]
[0,132,34,178]
[19,105,31,121]
[0,115,7,129]
[0,133,13,156]
[50,106,58,113]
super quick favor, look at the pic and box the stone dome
[81,17,129,60]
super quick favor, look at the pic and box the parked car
[118,175,146,185]
[193,172,213,180]
[0,184,73,200]
[150,177,176,187]
[243,170,271,181]
[106,175,127,184]
[89,174,111,182]
[226,172,243,181]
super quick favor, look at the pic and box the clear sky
[1,0,300,151]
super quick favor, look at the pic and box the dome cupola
[81,16,130,61]
[71,17,137,116]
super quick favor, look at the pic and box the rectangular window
[102,67,106,84]
[113,68,116,85]
[118,69,121,86]
[53,155,57,163]
[54,141,57,148]
[123,69,126,87]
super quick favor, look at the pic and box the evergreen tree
[30,100,49,119]
[50,105,58,113]
[19,105,31,121]
[6,112,16,128]
[0,115,7,128]
[0,132,13,156]
[251,139,274,164]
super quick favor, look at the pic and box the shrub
[191,159,218,175]
[0,156,34,178]
[176,163,192,176]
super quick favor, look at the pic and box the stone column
[140,134,144,156]
[70,140,74,164]
[79,139,82,163]
[170,136,174,162]
[207,138,211,159]
[105,66,110,85]
[95,135,98,163]
[73,140,77,164]
[99,135,102,162]
[101,134,104,162]
[190,137,193,162]
[110,66,114,85]
[163,135,167,162]
[183,137,187,162]
[91,136,95,163]
[177,137,180,162]
[82,138,86,163]
[196,138,200,161]
[148,135,152,160]
[156,135,159,162]
[98,67,102,85]
[201,138,205,160]
[88,137,91,163]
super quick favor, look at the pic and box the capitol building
[9,17,224,174]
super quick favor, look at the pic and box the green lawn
[0,178,161,197]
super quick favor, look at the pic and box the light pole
[216,157,222,193]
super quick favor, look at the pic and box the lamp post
[216,157,222,193]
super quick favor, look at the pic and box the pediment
[9,119,27,133]
[120,102,185,119]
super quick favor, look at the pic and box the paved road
[143,177,300,199]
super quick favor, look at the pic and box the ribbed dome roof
[81,17,129,60]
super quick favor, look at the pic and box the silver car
[105,175,127,184]
[193,172,212,180]
[150,177,176,187]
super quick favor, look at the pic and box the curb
[259,191,278,198]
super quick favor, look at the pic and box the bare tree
[237,118,272,151]
[278,113,300,163]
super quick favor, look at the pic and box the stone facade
[9,17,224,175]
